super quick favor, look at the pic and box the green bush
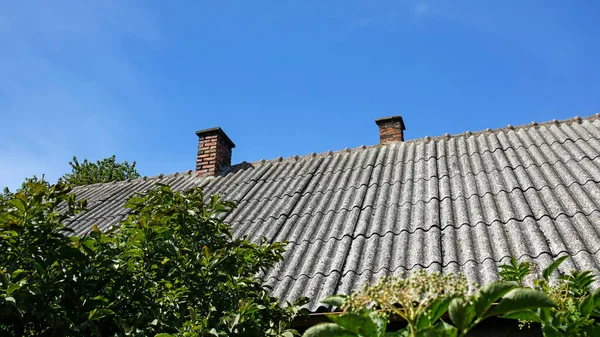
[303,270,555,337]
[0,182,306,336]
[303,256,600,337]
[499,256,600,336]
[60,155,141,186]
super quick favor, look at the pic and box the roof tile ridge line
[242,144,382,168]
[220,134,599,193]
[231,153,600,208]
[331,148,384,296]
[264,246,600,282]
[229,170,600,228]
[270,205,600,249]
[266,157,327,245]
[238,115,599,170]
[402,113,600,146]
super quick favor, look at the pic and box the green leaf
[327,312,379,336]
[8,199,26,212]
[33,262,45,275]
[416,296,453,329]
[472,281,516,316]
[582,324,600,337]
[500,310,542,323]
[321,295,348,308]
[578,294,595,317]
[592,287,600,307]
[368,311,387,336]
[6,283,21,295]
[90,295,109,304]
[416,322,458,337]
[154,334,175,337]
[448,298,475,332]
[498,258,533,285]
[492,288,555,315]
[541,324,562,337]
[542,255,568,281]
[562,270,595,297]
[88,308,115,321]
[227,313,241,331]
[302,323,359,337]
[538,308,552,324]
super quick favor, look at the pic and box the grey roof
[67,114,600,311]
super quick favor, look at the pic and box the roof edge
[230,113,600,168]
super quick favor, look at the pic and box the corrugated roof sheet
[66,115,600,311]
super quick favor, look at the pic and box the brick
[196,128,235,176]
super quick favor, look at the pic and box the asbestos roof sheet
[67,115,600,311]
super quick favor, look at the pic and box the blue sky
[1,1,598,190]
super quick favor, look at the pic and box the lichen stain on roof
[67,114,600,311]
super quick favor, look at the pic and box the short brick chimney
[195,127,235,177]
[375,116,406,144]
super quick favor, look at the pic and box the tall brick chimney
[375,116,406,144]
[195,127,235,177]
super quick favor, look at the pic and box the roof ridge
[73,113,600,187]
[230,113,600,169]
[411,112,600,145]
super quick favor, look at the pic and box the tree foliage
[0,182,306,336]
[1,175,50,200]
[60,155,140,186]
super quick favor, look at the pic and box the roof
[67,114,600,311]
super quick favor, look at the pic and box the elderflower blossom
[344,270,470,317]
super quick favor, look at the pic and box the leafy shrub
[303,256,600,337]
[498,256,600,336]
[303,271,555,337]
[0,182,306,336]
[60,155,140,186]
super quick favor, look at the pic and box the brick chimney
[195,127,235,177]
[375,116,406,144]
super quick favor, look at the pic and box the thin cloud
[413,2,429,17]
[352,1,430,29]
[353,11,398,28]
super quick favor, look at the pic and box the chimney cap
[195,127,236,148]
[375,116,405,130]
